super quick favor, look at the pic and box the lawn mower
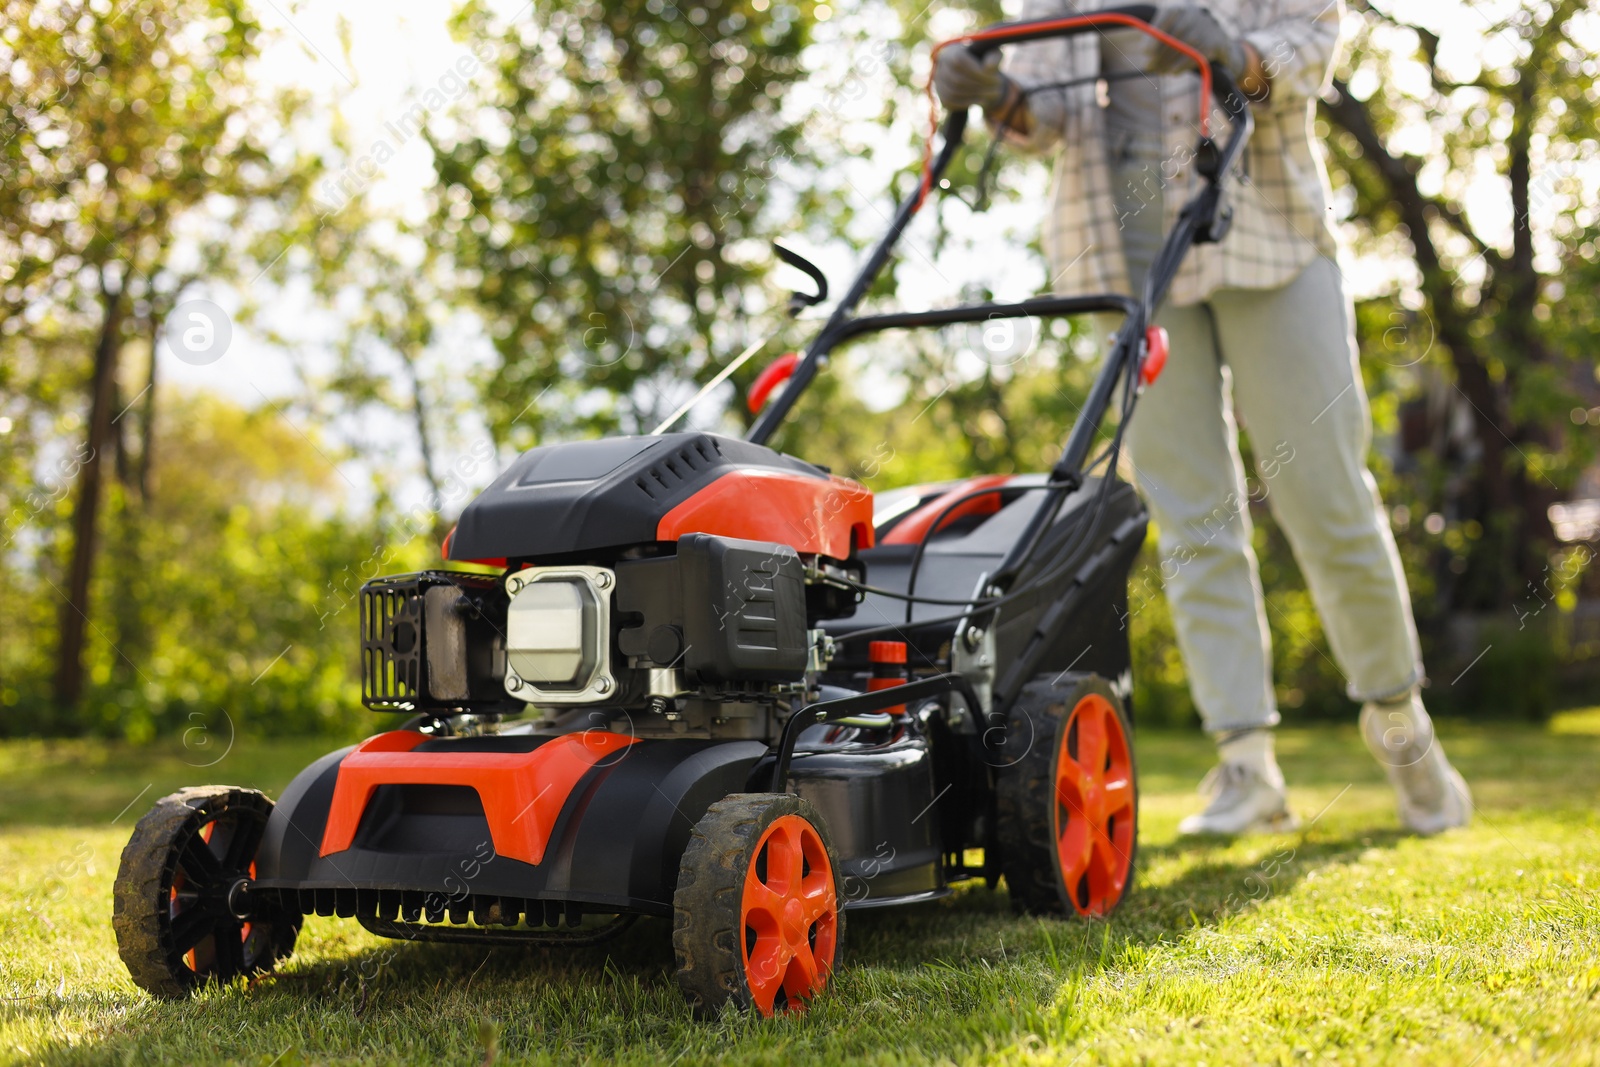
[113,7,1253,1017]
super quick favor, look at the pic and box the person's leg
[1211,257,1469,832]
[1123,300,1296,833]
[1209,257,1421,701]
[1125,301,1277,733]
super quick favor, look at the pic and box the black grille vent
[362,581,423,708]
[270,885,619,936]
[360,571,506,712]
[633,437,723,501]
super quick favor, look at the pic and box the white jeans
[1123,256,1424,732]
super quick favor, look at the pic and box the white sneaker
[1178,762,1300,836]
[1360,692,1472,835]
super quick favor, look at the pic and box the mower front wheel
[672,793,843,1018]
[996,673,1138,918]
[113,786,300,998]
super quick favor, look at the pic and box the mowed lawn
[2,712,1598,1066]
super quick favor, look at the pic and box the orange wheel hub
[739,814,838,1015]
[1054,694,1135,915]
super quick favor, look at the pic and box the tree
[252,208,464,544]
[0,0,315,707]
[1320,0,1599,611]
[0,387,398,741]
[427,0,818,447]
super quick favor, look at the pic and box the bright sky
[162,0,533,510]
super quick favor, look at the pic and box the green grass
[3,713,1598,1066]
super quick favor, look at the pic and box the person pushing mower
[935,0,1472,835]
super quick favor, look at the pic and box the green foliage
[0,392,396,741]
[0,0,314,335]
[429,0,819,445]
[1,0,336,733]
[1449,618,1563,720]
[1124,539,1200,728]
[1321,0,1599,611]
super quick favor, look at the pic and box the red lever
[747,352,801,413]
[1141,326,1169,387]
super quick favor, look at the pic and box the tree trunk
[397,346,449,542]
[108,315,164,689]
[136,309,160,501]
[54,275,123,708]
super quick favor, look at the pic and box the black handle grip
[966,4,1159,56]
[772,242,828,315]
[767,672,981,792]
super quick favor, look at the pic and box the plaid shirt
[1002,0,1343,306]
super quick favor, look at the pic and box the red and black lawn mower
[113,8,1253,1017]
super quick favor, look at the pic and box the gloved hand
[1148,5,1248,75]
[934,47,1008,111]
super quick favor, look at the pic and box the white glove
[934,47,1008,111]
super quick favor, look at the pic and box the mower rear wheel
[113,786,300,998]
[672,793,842,1018]
[996,673,1138,918]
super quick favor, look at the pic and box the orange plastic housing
[319,729,637,866]
[747,352,801,414]
[656,469,874,560]
[439,525,506,569]
[879,474,1012,545]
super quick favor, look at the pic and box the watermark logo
[967,315,1039,368]
[163,300,233,366]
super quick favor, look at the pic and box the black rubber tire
[113,786,300,999]
[995,673,1138,918]
[672,793,844,1019]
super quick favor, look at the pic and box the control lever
[772,243,829,316]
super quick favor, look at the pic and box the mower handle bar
[965,4,1158,55]
[745,9,1253,610]
[746,7,1254,448]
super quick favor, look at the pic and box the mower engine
[360,432,869,740]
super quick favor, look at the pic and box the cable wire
[841,329,1144,643]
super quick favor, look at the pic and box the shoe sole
[1178,808,1301,837]
[1360,703,1474,835]
[1401,765,1472,835]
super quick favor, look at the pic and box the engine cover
[615,534,809,684]
[447,432,873,563]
